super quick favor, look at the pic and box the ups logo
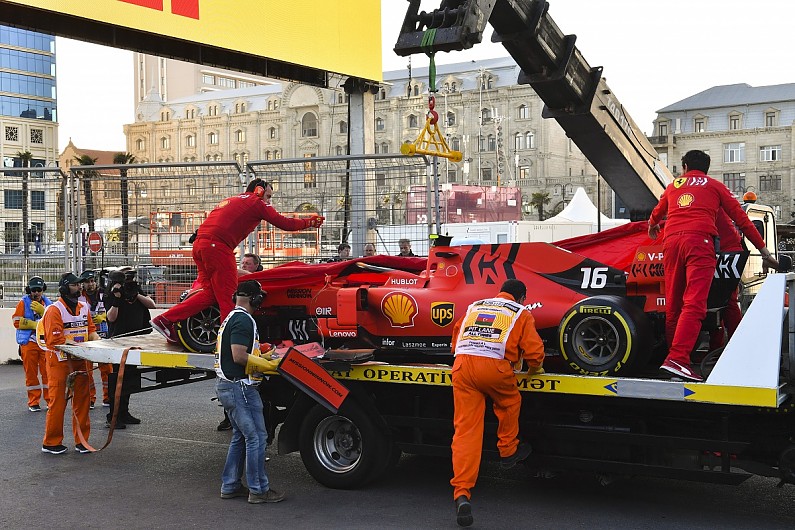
[431,302,454,327]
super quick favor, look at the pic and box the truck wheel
[175,305,220,353]
[299,402,387,489]
[558,295,652,376]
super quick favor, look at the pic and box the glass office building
[0,26,56,122]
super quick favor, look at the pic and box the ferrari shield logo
[431,302,455,327]
[673,177,687,188]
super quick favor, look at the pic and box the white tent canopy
[545,187,624,227]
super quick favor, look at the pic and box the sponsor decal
[381,338,395,347]
[714,253,742,279]
[673,177,687,188]
[315,307,332,316]
[389,278,419,286]
[381,292,418,328]
[578,305,612,315]
[525,302,543,311]
[330,331,356,337]
[677,193,694,208]
[656,297,666,306]
[636,252,646,261]
[647,252,663,261]
[401,342,427,348]
[287,288,312,299]
[430,302,454,327]
[630,263,664,277]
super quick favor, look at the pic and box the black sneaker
[105,419,126,429]
[500,442,532,469]
[121,413,141,425]
[455,496,473,527]
[28,404,42,412]
[75,443,91,454]
[89,401,95,410]
[42,444,68,455]
[217,418,232,431]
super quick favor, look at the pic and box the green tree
[114,152,136,256]
[74,154,98,232]
[530,191,551,221]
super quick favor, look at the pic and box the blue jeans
[216,379,269,495]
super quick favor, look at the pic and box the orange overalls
[12,296,51,408]
[38,299,96,447]
[449,292,545,501]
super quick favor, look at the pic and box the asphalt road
[1,362,794,529]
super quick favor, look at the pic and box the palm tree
[114,152,136,256]
[16,151,33,256]
[74,154,98,232]
[530,191,551,221]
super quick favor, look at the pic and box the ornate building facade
[124,57,610,218]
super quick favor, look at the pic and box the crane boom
[395,0,672,214]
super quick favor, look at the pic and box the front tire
[298,402,389,489]
[175,304,220,353]
[558,295,652,376]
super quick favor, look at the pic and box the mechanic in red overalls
[151,179,324,343]
[648,150,778,381]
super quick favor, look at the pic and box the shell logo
[217,199,230,209]
[636,252,646,261]
[381,292,418,328]
[677,193,695,208]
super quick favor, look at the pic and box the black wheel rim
[184,306,220,349]
[570,316,621,367]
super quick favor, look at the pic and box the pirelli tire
[299,401,390,489]
[558,295,652,376]
[175,304,221,353]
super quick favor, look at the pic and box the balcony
[647,135,675,146]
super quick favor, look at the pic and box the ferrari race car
[173,222,750,377]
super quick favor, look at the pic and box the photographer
[105,269,156,428]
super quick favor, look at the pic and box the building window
[765,112,777,127]
[202,74,215,84]
[339,121,348,134]
[264,150,272,160]
[302,113,318,137]
[487,135,496,151]
[480,75,494,90]
[722,172,746,192]
[658,122,668,136]
[186,134,196,148]
[759,174,782,191]
[235,129,246,142]
[478,135,485,152]
[374,143,380,154]
[447,169,457,183]
[723,142,745,163]
[30,128,43,144]
[694,118,705,132]
[518,105,529,119]
[381,142,388,153]
[378,88,386,100]
[31,190,45,210]
[408,114,418,128]
[267,101,273,111]
[186,108,196,119]
[5,126,19,141]
[303,153,317,188]
[269,127,277,139]
[234,102,246,113]
[208,132,219,145]
[274,150,281,159]
[337,93,344,104]
[450,137,460,151]
[208,105,218,116]
[481,167,493,181]
[160,111,170,121]
[408,172,420,185]
[451,82,457,92]
[481,108,492,123]
[136,138,145,151]
[4,190,23,209]
[514,133,523,150]
[376,172,386,186]
[336,145,344,156]
[447,112,456,126]
[413,84,420,96]
[376,117,385,130]
[160,136,170,149]
[519,166,530,179]
[729,114,741,130]
[526,132,535,149]
[759,145,781,162]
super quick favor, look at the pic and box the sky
[55,0,795,152]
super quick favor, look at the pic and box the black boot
[455,496,473,527]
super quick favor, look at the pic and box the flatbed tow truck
[61,271,795,489]
[59,0,795,491]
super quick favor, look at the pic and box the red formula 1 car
[174,223,748,377]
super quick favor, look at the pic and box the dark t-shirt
[108,300,152,338]
[218,310,255,381]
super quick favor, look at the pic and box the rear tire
[558,295,652,376]
[175,304,220,353]
[298,402,389,489]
